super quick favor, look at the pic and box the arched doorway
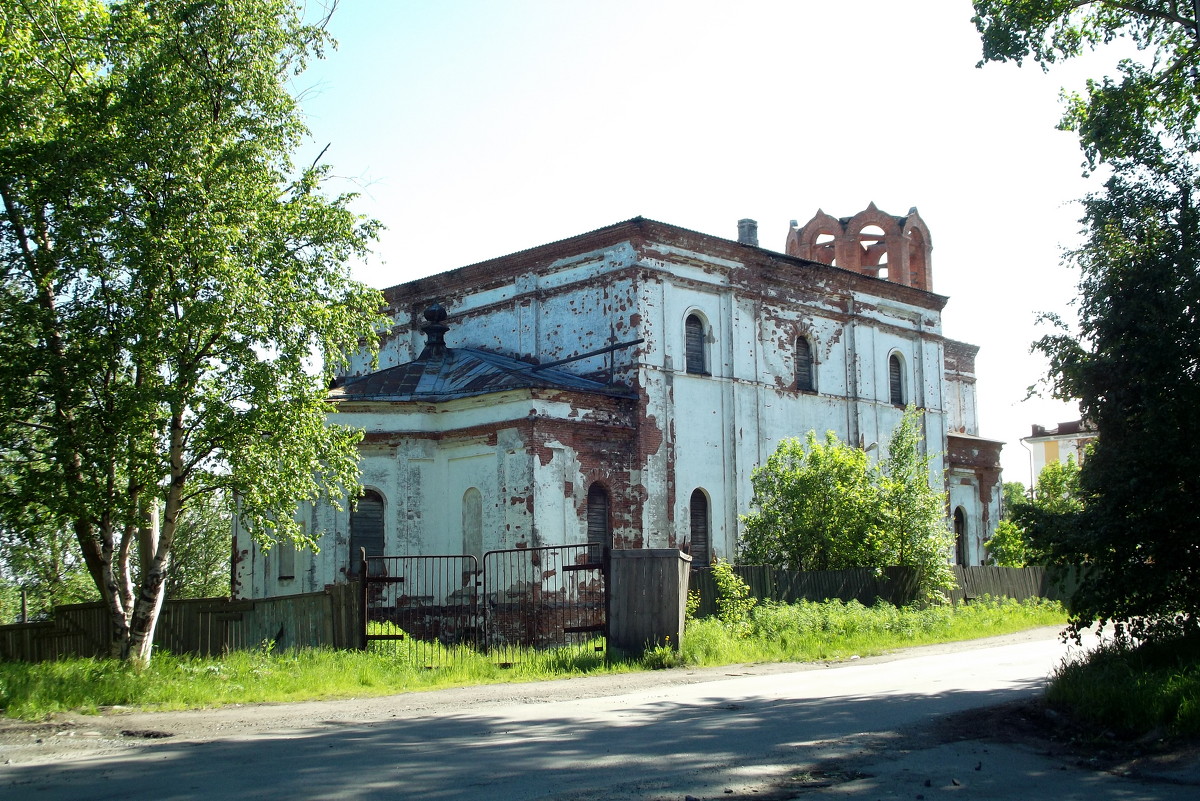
[349,489,386,577]
[587,483,612,564]
[954,507,967,565]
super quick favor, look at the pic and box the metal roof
[331,346,633,403]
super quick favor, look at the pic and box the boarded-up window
[685,314,707,374]
[587,484,611,563]
[689,489,710,567]
[462,488,483,561]
[349,489,385,577]
[954,507,967,566]
[796,337,814,392]
[889,353,905,406]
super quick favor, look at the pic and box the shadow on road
[1,681,1050,801]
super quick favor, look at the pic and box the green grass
[1046,633,1200,739]
[681,595,1066,666]
[0,596,1065,720]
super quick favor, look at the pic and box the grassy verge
[679,595,1065,667]
[1046,633,1200,740]
[0,596,1065,720]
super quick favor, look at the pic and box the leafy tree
[0,465,95,620]
[987,458,1083,567]
[975,2,1200,640]
[986,520,1030,568]
[740,430,882,572]
[876,409,957,603]
[1034,169,1200,640]
[741,408,955,602]
[0,0,383,662]
[710,558,756,636]
[972,1,1200,170]
[0,519,95,622]
[985,482,1032,566]
[164,490,234,600]
[1001,481,1028,518]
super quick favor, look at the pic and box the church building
[233,205,1003,598]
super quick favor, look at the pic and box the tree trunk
[126,501,166,664]
[127,414,186,664]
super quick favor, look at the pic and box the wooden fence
[0,584,360,663]
[688,564,1075,617]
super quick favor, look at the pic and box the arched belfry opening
[786,204,933,291]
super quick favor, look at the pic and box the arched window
[462,488,483,561]
[796,336,815,392]
[954,507,967,565]
[349,489,386,577]
[684,313,708,375]
[689,489,711,567]
[888,353,906,406]
[586,483,612,563]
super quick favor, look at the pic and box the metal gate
[360,544,605,666]
[483,544,606,665]
[360,553,482,666]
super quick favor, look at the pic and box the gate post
[607,549,691,660]
[358,547,368,651]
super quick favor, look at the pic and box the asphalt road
[2,628,1196,800]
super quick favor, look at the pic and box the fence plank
[0,585,359,663]
[689,565,1066,616]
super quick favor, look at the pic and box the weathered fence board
[608,549,690,657]
[0,585,361,663]
[690,565,1072,615]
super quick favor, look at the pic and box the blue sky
[292,0,1119,484]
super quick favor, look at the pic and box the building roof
[380,216,950,316]
[1025,419,1095,440]
[330,304,634,403]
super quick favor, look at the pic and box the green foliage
[0,1,383,660]
[877,409,957,602]
[741,430,879,571]
[987,519,1030,568]
[1047,634,1200,739]
[0,520,95,621]
[164,491,233,600]
[972,1,1200,171]
[1028,458,1084,517]
[711,559,756,635]
[640,638,684,670]
[1035,168,1200,641]
[975,3,1200,642]
[685,589,701,622]
[741,407,955,602]
[1000,481,1028,519]
[988,458,1083,567]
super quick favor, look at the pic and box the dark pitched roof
[331,346,632,403]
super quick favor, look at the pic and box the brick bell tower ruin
[785,202,933,291]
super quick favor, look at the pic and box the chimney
[737,218,758,247]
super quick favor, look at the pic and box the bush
[711,559,756,635]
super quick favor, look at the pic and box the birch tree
[0,0,383,662]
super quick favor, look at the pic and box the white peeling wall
[646,254,951,559]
